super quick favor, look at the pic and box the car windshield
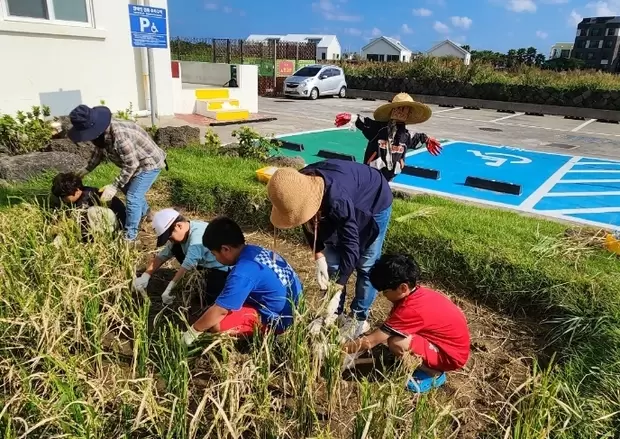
[293,67,321,77]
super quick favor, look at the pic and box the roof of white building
[426,39,470,56]
[362,36,412,53]
[246,34,337,48]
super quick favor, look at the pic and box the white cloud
[371,27,382,37]
[506,0,537,12]
[401,23,414,34]
[223,6,232,13]
[413,8,433,16]
[536,30,548,38]
[344,27,362,36]
[312,0,361,22]
[451,16,472,29]
[542,0,569,3]
[586,1,620,15]
[433,21,450,33]
[568,9,582,26]
[204,2,218,10]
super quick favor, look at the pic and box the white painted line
[545,191,620,197]
[537,207,620,215]
[538,211,620,231]
[433,107,463,114]
[490,112,524,123]
[558,179,620,184]
[566,169,620,173]
[519,156,582,210]
[574,161,620,166]
[274,127,346,138]
[261,110,333,124]
[571,118,596,132]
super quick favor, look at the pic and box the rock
[266,155,305,169]
[0,151,86,182]
[40,138,95,161]
[154,126,200,149]
[219,142,240,157]
[51,116,73,139]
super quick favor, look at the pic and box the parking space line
[545,190,620,197]
[537,207,620,215]
[575,161,620,165]
[559,179,620,183]
[571,118,596,132]
[566,169,620,173]
[433,107,464,114]
[519,156,581,210]
[490,112,524,123]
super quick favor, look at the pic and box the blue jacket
[300,159,393,285]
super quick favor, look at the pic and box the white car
[283,64,347,100]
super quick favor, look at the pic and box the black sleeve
[355,116,384,141]
[409,132,429,150]
[109,196,127,228]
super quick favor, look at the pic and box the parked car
[283,64,347,100]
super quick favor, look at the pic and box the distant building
[549,43,574,59]
[361,36,413,62]
[426,40,471,65]
[246,34,341,61]
[571,16,620,71]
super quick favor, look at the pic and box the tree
[506,49,517,67]
[525,47,537,65]
[534,53,546,67]
[516,48,527,64]
[542,57,585,71]
[461,44,471,52]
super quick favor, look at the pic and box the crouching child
[341,254,470,394]
[182,216,303,346]
[133,208,231,306]
[51,172,126,243]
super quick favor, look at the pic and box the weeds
[231,126,279,161]
[0,105,54,155]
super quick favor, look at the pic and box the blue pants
[121,169,161,240]
[324,205,392,321]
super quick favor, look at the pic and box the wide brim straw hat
[373,92,432,124]
[267,168,325,229]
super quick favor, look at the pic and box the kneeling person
[342,254,470,394]
[182,216,303,346]
[51,172,126,242]
[133,209,230,305]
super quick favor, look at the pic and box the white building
[549,43,573,59]
[361,36,412,62]
[426,39,471,65]
[246,34,341,60]
[0,0,174,117]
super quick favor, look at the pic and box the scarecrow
[335,93,442,181]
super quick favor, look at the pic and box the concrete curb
[347,89,620,122]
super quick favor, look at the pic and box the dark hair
[369,254,420,292]
[51,173,83,198]
[203,216,245,251]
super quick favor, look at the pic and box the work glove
[426,137,442,156]
[133,272,151,293]
[334,112,359,129]
[182,326,203,346]
[315,255,330,291]
[161,280,177,305]
[308,284,343,335]
[99,184,118,202]
[342,352,359,370]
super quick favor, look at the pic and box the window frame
[1,0,94,28]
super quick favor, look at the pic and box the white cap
[152,208,180,246]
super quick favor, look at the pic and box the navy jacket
[300,160,393,285]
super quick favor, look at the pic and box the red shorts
[409,334,458,372]
[218,306,262,336]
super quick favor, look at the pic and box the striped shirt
[86,120,167,188]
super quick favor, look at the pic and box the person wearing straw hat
[267,159,393,340]
[335,93,441,182]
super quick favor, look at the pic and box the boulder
[51,116,73,139]
[0,151,86,182]
[155,126,200,149]
[40,138,95,161]
[266,155,305,169]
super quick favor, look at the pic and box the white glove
[315,255,329,291]
[182,326,203,346]
[161,280,177,305]
[309,317,325,335]
[133,272,151,293]
[326,287,343,318]
[342,352,359,370]
[99,184,117,202]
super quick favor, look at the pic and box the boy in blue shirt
[182,216,303,346]
[133,208,230,306]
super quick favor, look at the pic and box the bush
[231,126,279,161]
[0,106,55,155]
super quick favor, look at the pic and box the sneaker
[406,369,447,394]
[339,317,371,342]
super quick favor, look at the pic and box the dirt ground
[128,207,542,438]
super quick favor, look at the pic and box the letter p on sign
[139,17,150,32]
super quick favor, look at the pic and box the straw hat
[267,168,325,229]
[373,93,432,124]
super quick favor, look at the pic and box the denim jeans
[121,169,161,240]
[324,205,393,321]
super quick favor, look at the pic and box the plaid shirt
[86,120,167,188]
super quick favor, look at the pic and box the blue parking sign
[128,4,168,49]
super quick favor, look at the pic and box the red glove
[335,112,352,127]
[426,137,442,156]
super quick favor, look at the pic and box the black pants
[171,243,229,306]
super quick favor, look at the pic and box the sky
[167,0,620,55]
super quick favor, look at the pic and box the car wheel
[338,86,347,98]
[310,88,319,100]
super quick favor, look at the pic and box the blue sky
[168,0,620,55]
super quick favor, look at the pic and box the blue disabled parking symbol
[128,4,168,49]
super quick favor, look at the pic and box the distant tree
[525,46,538,65]
[461,44,471,52]
[534,53,546,67]
[506,49,517,67]
[542,57,585,71]
[516,48,527,64]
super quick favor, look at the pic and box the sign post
[128,4,168,127]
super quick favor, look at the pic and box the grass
[1,146,619,437]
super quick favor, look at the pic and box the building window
[606,39,614,48]
[606,28,617,36]
[587,52,595,60]
[321,52,326,60]
[402,55,406,61]
[592,28,601,36]
[576,29,582,36]
[4,0,91,24]
[585,40,591,48]
[367,54,379,61]
[560,49,571,58]
[386,54,399,62]
[599,40,604,48]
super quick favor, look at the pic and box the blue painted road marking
[391,141,620,230]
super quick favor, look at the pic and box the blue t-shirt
[215,245,303,331]
[158,220,227,271]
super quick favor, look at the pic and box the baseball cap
[152,208,180,247]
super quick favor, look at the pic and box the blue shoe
[406,369,447,394]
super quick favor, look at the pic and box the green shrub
[204,128,221,154]
[0,106,54,155]
[231,126,279,161]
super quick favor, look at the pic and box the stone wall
[346,76,620,111]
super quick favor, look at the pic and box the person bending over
[342,254,470,394]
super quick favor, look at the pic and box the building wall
[0,0,174,117]
[572,17,620,71]
[361,39,401,61]
[428,43,466,60]
[327,40,341,60]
